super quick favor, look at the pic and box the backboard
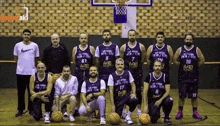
[91,0,153,7]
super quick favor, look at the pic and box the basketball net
[113,0,130,15]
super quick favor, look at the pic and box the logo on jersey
[21,48,33,53]
[101,50,114,56]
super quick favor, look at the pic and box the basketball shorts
[178,82,198,98]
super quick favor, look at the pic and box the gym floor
[0,89,220,125]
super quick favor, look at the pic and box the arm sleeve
[72,77,78,95]
[164,74,170,84]
[115,45,120,57]
[13,44,18,56]
[107,74,114,86]
[100,80,106,90]
[144,74,150,83]
[54,82,60,97]
[35,44,40,57]
[95,46,100,58]
[81,81,86,93]
[128,71,134,83]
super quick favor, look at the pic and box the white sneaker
[63,112,69,121]
[125,115,133,125]
[100,117,106,125]
[44,115,50,124]
[70,115,75,122]
[137,109,141,117]
[122,108,127,119]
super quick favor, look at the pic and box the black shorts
[178,82,198,98]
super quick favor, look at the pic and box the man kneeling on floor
[53,65,78,122]
[30,62,53,123]
[79,66,106,125]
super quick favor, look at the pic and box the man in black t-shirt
[142,60,173,125]
[42,33,71,119]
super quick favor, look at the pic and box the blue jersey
[97,43,118,76]
[75,45,93,71]
[111,70,131,99]
[34,72,48,92]
[124,42,142,75]
[150,44,170,73]
[178,45,199,83]
[85,79,101,101]
[145,72,170,99]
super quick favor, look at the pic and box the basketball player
[72,33,95,115]
[42,33,71,119]
[174,33,205,119]
[95,29,120,84]
[120,29,146,117]
[146,31,173,74]
[13,29,39,117]
[142,60,173,125]
[78,66,106,125]
[108,58,138,125]
[29,62,53,123]
[54,65,78,122]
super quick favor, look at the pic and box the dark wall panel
[0,37,219,88]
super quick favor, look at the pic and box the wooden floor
[0,88,220,125]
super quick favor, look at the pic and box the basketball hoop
[113,0,130,15]
[112,0,131,23]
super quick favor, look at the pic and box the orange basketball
[139,114,151,125]
[109,112,121,125]
[51,111,63,122]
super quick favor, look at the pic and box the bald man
[42,33,71,118]
[72,34,95,115]
[29,62,53,123]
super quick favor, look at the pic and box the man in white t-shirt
[54,65,78,122]
[79,66,106,125]
[13,29,40,117]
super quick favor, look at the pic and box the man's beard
[104,38,110,42]
[129,38,135,42]
[90,74,98,78]
[63,74,69,79]
[185,42,192,47]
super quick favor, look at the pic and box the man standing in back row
[14,29,39,117]
[120,29,146,117]
[42,33,71,119]
[95,29,120,85]
[146,31,173,74]
[72,33,95,115]
[174,33,205,119]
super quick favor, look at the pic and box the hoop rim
[112,0,130,6]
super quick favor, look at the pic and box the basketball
[139,114,151,125]
[51,111,63,122]
[109,112,121,125]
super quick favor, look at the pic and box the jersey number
[81,59,87,63]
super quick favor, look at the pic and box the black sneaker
[164,118,172,125]
[15,111,23,117]
[73,110,80,117]
[29,110,34,116]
